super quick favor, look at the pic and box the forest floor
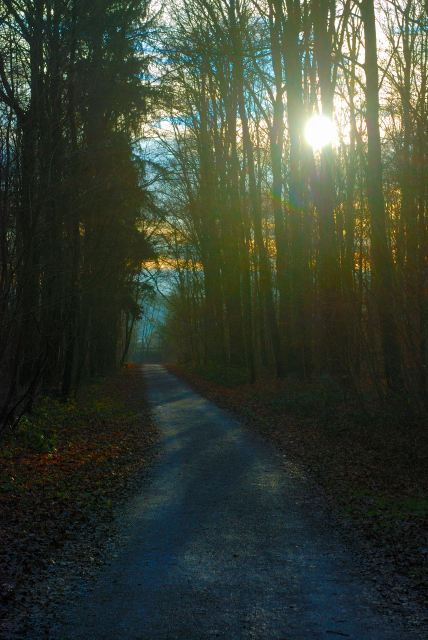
[55,364,426,639]
[2,363,427,637]
[166,364,428,612]
[0,365,160,639]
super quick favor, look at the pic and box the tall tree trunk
[231,0,283,377]
[239,154,256,382]
[281,0,310,376]
[361,0,402,390]
[416,30,428,404]
[222,60,246,365]
[312,0,345,376]
[238,96,283,377]
[199,70,226,363]
[61,0,80,400]
[269,0,288,357]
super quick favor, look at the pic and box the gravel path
[58,364,425,639]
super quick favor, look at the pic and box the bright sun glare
[305,115,334,149]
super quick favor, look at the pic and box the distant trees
[2,0,428,423]
[155,0,428,407]
[0,0,156,429]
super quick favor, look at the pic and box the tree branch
[0,53,25,121]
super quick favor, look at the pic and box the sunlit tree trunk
[311,0,346,377]
[280,0,312,377]
[361,0,402,390]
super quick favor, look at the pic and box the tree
[0,0,157,430]
[360,0,402,390]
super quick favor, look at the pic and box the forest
[1,0,428,420]
[153,0,428,405]
[2,1,428,634]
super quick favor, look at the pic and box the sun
[305,114,334,149]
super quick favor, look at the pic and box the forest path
[58,364,423,639]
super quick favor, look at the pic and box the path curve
[58,365,424,639]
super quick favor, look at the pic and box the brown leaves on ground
[0,365,159,638]
[166,364,428,609]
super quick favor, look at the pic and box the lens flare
[305,115,334,149]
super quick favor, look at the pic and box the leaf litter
[3,362,427,637]
[166,364,428,624]
[0,365,160,639]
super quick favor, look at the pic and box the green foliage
[263,376,346,424]
[344,490,428,522]
[371,495,428,520]
[1,473,22,492]
[17,400,62,452]
[14,387,125,453]
[190,364,252,388]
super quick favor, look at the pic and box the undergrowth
[190,363,252,388]
[0,366,159,633]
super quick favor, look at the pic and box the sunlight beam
[305,115,335,149]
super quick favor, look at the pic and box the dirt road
[57,365,425,639]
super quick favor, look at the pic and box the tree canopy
[2,0,428,426]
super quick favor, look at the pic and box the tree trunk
[361,0,402,390]
[231,0,283,377]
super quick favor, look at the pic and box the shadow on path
[57,365,425,639]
